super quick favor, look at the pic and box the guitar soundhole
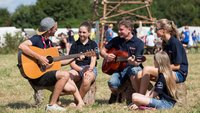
[47,56,53,64]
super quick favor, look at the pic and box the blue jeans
[78,65,98,79]
[108,66,142,89]
[148,98,175,109]
[174,71,184,83]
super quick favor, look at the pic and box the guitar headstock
[83,50,96,57]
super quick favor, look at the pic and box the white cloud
[0,0,36,13]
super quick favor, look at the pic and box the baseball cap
[36,17,56,35]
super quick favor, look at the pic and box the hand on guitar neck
[127,55,146,66]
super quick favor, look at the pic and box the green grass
[0,53,200,113]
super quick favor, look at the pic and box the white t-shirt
[146,35,155,47]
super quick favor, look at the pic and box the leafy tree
[7,0,200,28]
[11,5,33,28]
[0,8,11,26]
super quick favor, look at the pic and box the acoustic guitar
[102,48,146,75]
[18,46,96,79]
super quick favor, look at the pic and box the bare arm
[170,64,180,71]
[100,46,108,58]
[70,60,82,72]
[18,40,49,65]
[89,56,97,70]
[61,58,75,66]
[100,46,115,61]
[146,87,158,98]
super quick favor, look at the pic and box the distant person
[182,26,190,53]
[132,51,178,109]
[105,24,114,42]
[192,30,197,46]
[147,25,154,36]
[66,25,75,45]
[145,32,155,54]
[57,32,70,55]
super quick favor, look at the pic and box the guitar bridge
[40,65,46,72]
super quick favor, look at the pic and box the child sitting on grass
[131,51,178,109]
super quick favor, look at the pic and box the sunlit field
[0,52,200,113]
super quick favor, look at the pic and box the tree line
[0,0,200,28]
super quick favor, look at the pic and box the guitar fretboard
[53,53,82,62]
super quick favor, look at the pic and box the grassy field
[0,52,200,113]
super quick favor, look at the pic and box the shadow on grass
[59,98,74,106]
[6,101,35,109]
[96,99,108,105]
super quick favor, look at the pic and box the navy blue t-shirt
[69,38,99,66]
[29,35,53,49]
[163,36,188,81]
[154,73,176,103]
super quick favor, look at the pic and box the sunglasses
[155,27,163,32]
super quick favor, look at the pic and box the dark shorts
[29,70,57,87]
[78,65,98,79]
[181,41,189,45]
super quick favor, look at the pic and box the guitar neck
[116,57,128,62]
[116,56,146,62]
[53,53,82,62]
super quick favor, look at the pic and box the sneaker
[108,93,117,104]
[45,104,66,111]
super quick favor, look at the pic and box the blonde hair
[156,19,180,39]
[154,51,178,100]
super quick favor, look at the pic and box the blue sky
[0,0,37,13]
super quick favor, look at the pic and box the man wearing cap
[18,17,84,111]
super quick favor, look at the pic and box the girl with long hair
[132,51,177,109]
